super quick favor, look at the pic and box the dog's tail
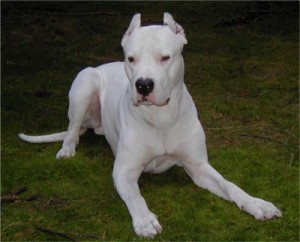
[18,132,67,143]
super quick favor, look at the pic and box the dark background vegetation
[1,1,299,241]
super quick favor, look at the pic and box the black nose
[135,78,154,96]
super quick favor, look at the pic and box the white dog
[19,13,282,238]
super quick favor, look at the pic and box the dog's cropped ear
[121,13,141,47]
[163,12,187,45]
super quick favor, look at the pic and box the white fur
[19,13,282,238]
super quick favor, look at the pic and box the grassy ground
[1,2,299,241]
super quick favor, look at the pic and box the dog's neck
[127,80,185,129]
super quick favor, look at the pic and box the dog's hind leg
[184,162,282,220]
[56,67,102,159]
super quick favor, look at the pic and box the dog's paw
[133,212,162,238]
[56,148,76,159]
[241,197,282,220]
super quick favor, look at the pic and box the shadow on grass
[1,1,299,241]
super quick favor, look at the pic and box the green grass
[2,2,299,241]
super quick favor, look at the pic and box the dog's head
[121,13,187,107]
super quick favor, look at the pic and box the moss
[2,2,299,241]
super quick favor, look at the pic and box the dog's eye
[128,57,135,63]
[161,56,170,62]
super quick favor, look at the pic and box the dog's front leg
[112,149,162,238]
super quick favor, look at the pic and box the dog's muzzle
[134,77,170,107]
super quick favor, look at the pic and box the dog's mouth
[134,97,170,107]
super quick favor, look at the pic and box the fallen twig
[35,224,78,242]
[1,187,28,203]
[13,187,28,195]
[289,152,294,168]
[35,224,101,240]
[1,194,17,203]
[25,194,39,202]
